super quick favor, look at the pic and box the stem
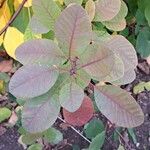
[58,116,91,144]
[0,0,28,35]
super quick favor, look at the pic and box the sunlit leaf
[0,107,11,123]
[22,94,60,133]
[55,4,92,56]
[3,27,24,59]
[106,35,138,71]
[64,0,83,5]
[145,5,150,26]
[18,0,32,7]
[15,39,63,66]
[85,0,95,22]
[79,42,114,81]
[27,144,42,150]
[32,0,61,31]
[112,69,136,85]
[9,65,59,98]
[59,82,84,112]
[63,96,94,126]
[95,0,121,21]
[94,85,144,127]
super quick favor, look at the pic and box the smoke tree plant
[9,0,144,133]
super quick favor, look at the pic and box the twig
[58,116,91,144]
[0,0,28,35]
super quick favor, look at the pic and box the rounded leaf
[94,85,144,127]
[16,39,63,65]
[22,94,60,133]
[59,82,84,112]
[63,96,94,126]
[9,65,59,98]
[95,0,121,21]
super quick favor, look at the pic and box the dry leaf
[8,111,18,126]
[0,60,13,72]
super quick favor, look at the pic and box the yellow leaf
[17,0,32,7]
[0,34,3,46]
[54,0,64,5]
[3,27,24,59]
[85,0,95,22]
[0,1,11,31]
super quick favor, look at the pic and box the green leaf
[136,28,150,58]
[59,82,84,112]
[27,144,42,150]
[32,0,61,31]
[84,119,104,139]
[15,39,64,66]
[133,81,150,94]
[64,0,83,5]
[0,107,11,123]
[22,93,60,133]
[94,85,144,127]
[55,4,92,56]
[24,26,35,41]
[43,128,63,144]
[9,65,59,98]
[0,73,10,83]
[22,133,42,145]
[12,8,29,33]
[89,131,105,150]
[127,128,137,144]
[118,145,125,150]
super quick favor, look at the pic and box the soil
[0,58,149,150]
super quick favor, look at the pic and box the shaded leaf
[44,128,63,144]
[94,85,144,127]
[22,94,60,133]
[145,5,150,26]
[89,131,105,150]
[32,0,61,31]
[59,82,84,112]
[127,128,137,144]
[0,107,11,123]
[64,0,83,5]
[95,0,121,21]
[85,0,95,22]
[9,65,59,98]
[63,96,94,126]
[55,4,92,56]
[84,118,104,139]
[16,39,63,66]
[0,60,13,73]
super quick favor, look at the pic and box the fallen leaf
[0,60,13,72]
[8,111,18,126]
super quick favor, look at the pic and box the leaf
[43,128,63,144]
[0,107,11,123]
[94,85,144,127]
[15,39,63,66]
[106,35,138,71]
[103,54,124,83]
[136,28,150,58]
[0,34,3,46]
[3,27,24,59]
[22,94,60,133]
[0,60,13,73]
[95,0,121,21]
[29,16,50,34]
[59,82,84,112]
[133,81,150,94]
[112,69,136,85]
[32,0,61,31]
[27,144,43,150]
[8,111,18,126]
[127,128,137,144]
[18,0,32,7]
[118,145,125,150]
[79,42,115,81]
[85,0,95,22]
[63,96,94,126]
[84,119,104,139]
[64,0,83,5]
[145,5,150,26]
[89,131,105,150]
[9,65,59,98]
[0,72,10,83]
[55,4,92,56]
